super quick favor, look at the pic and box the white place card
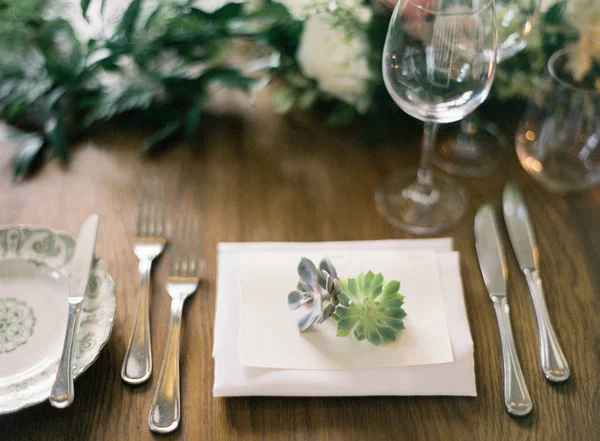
[238,248,454,370]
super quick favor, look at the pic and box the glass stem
[460,113,479,135]
[417,122,439,193]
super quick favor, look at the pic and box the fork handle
[148,298,185,434]
[523,268,570,383]
[121,259,153,384]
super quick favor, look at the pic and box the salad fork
[148,217,200,434]
[121,181,166,385]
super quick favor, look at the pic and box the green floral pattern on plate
[0,298,36,354]
[0,225,116,415]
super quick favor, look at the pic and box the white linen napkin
[212,239,476,397]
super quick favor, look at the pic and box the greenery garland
[0,0,591,180]
[0,0,291,179]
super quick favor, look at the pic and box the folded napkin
[213,239,476,397]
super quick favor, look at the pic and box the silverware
[503,182,570,383]
[148,217,200,434]
[474,205,532,417]
[50,214,99,408]
[121,181,167,385]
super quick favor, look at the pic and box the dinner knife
[503,182,570,383]
[50,214,99,408]
[475,205,532,417]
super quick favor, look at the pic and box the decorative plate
[0,225,116,414]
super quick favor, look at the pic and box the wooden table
[0,93,598,440]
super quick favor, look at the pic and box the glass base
[375,170,468,235]
[432,119,508,177]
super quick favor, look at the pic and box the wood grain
[0,92,598,441]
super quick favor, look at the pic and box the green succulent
[333,271,407,346]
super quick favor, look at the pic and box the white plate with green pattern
[0,225,116,414]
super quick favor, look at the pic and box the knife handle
[492,296,532,417]
[523,268,570,383]
[122,259,153,384]
[50,302,82,408]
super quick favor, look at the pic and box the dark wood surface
[0,93,598,440]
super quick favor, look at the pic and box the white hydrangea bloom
[539,0,559,12]
[296,5,374,112]
[275,0,314,18]
[565,0,600,81]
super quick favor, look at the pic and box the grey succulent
[287,256,342,332]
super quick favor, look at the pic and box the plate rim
[0,223,116,415]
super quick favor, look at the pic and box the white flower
[276,0,372,20]
[296,10,373,112]
[564,0,600,80]
[539,0,559,12]
[275,0,314,18]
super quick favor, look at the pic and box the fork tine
[137,186,146,236]
[184,218,193,276]
[145,181,154,236]
[179,218,188,276]
[190,218,200,276]
[149,180,159,236]
[169,216,200,277]
[158,183,166,236]
[184,218,192,276]
[170,218,179,275]
[186,218,194,276]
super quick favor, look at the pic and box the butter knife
[49,214,99,408]
[503,182,570,383]
[475,205,532,417]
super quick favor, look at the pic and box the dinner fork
[121,181,166,385]
[148,217,200,434]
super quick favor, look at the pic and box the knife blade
[503,182,570,383]
[50,214,99,408]
[475,205,532,417]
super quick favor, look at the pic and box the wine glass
[431,0,539,176]
[376,0,497,234]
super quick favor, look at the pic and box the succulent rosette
[288,257,407,345]
[287,256,342,331]
[334,272,406,345]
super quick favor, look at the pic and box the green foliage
[1,0,587,180]
[334,271,407,346]
[0,0,47,46]
[491,1,582,101]
[0,0,289,179]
